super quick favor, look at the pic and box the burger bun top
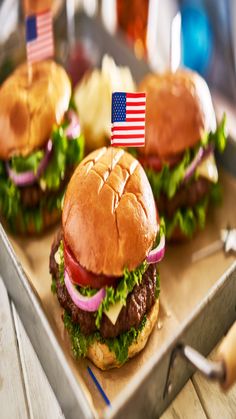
[139,70,216,158]
[62,147,158,276]
[0,60,71,160]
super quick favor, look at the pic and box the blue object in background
[181,1,213,75]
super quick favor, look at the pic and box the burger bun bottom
[87,298,159,370]
[4,207,61,235]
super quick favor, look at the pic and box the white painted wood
[0,276,235,419]
[160,380,207,419]
[0,276,29,419]
[12,304,65,419]
[193,344,236,419]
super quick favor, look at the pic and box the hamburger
[50,147,165,370]
[0,60,84,234]
[136,70,227,240]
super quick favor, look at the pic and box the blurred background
[0,0,236,109]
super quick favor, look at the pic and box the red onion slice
[146,234,165,264]
[183,145,214,183]
[64,270,106,312]
[6,139,53,187]
[5,164,38,186]
[65,110,80,139]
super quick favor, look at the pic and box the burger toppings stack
[50,147,165,370]
[137,70,227,240]
[0,60,84,234]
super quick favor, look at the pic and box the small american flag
[26,10,54,64]
[111,92,146,147]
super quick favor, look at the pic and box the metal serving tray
[0,11,236,419]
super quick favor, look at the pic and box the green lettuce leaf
[56,240,161,330]
[63,310,147,364]
[40,125,84,190]
[11,150,44,174]
[54,253,149,328]
[51,277,57,294]
[0,111,84,232]
[146,150,191,199]
[0,174,20,219]
[4,189,64,233]
[0,156,65,233]
[79,287,98,297]
[164,182,222,238]
[201,114,227,153]
[164,196,208,238]
[64,310,98,359]
[56,242,161,363]
[106,315,147,364]
[209,182,222,204]
[8,113,84,187]
[146,117,227,200]
[95,261,148,328]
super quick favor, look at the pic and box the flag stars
[112,92,126,123]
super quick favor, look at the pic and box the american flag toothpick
[111,92,146,147]
[26,9,54,64]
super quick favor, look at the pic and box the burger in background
[136,70,227,240]
[0,60,84,234]
[50,147,165,370]
[74,55,136,153]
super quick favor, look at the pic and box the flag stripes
[26,9,54,64]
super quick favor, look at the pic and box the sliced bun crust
[0,60,71,160]
[62,147,158,276]
[139,70,216,158]
[87,298,159,370]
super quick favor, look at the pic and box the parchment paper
[8,170,236,417]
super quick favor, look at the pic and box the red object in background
[63,240,118,289]
[67,43,92,87]
[138,153,183,172]
[117,0,149,59]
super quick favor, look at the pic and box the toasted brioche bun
[87,298,159,370]
[0,60,71,160]
[139,70,216,158]
[62,147,158,276]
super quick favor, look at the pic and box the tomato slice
[138,155,162,172]
[63,240,119,288]
[138,154,183,172]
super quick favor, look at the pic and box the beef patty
[157,177,211,218]
[50,232,157,339]
[19,167,74,209]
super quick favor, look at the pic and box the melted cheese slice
[196,153,218,183]
[54,248,61,265]
[104,301,124,325]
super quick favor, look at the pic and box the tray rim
[104,259,236,417]
[0,223,95,419]
[1,222,235,418]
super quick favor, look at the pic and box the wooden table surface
[0,276,235,419]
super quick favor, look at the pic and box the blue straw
[87,366,111,406]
